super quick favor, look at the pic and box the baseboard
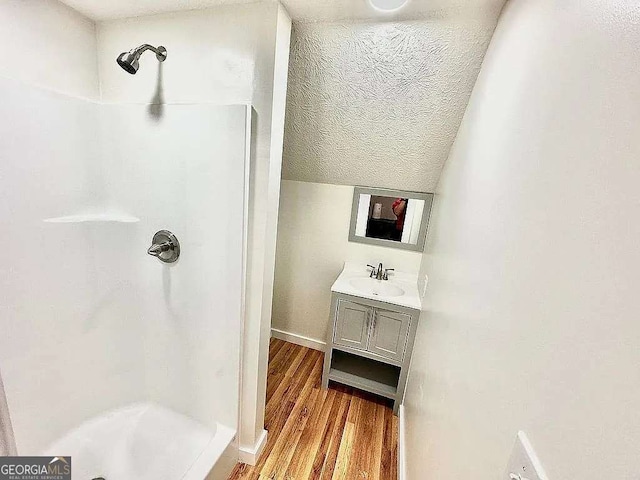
[271,328,326,351]
[238,428,268,466]
[399,405,407,480]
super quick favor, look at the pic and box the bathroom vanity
[322,263,422,414]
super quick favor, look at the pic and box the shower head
[116,44,167,74]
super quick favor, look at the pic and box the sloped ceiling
[282,16,498,192]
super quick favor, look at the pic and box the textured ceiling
[282,18,497,192]
[59,0,505,22]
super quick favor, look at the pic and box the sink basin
[348,277,405,297]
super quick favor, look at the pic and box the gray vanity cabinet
[322,293,420,414]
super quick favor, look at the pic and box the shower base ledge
[42,403,236,480]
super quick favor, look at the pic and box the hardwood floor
[228,338,398,480]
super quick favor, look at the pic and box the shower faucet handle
[147,230,180,263]
[147,241,173,257]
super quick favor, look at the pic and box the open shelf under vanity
[328,349,400,399]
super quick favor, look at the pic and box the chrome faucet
[367,263,394,280]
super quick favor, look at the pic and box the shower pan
[0,73,250,480]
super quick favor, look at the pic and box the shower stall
[0,70,250,479]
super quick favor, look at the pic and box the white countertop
[331,262,422,311]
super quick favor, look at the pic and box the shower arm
[129,44,167,62]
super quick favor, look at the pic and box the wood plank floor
[228,338,398,480]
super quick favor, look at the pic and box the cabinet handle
[371,311,376,330]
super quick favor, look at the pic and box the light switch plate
[505,431,549,480]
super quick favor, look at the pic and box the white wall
[0,78,137,454]
[95,3,291,453]
[404,0,640,479]
[272,180,421,344]
[250,2,293,455]
[96,4,275,107]
[0,0,99,99]
[0,0,99,455]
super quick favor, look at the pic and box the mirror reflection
[349,188,433,252]
[355,195,424,244]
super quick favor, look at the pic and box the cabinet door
[368,309,411,362]
[334,300,371,351]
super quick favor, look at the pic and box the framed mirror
[348,187,434,252]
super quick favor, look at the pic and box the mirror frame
[348,187,434,252]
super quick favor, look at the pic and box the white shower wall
[0,77,128,454]
[98,103,249,431]
[95,5,292,453]
[0,75,250,455]
[0,0,291,462]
